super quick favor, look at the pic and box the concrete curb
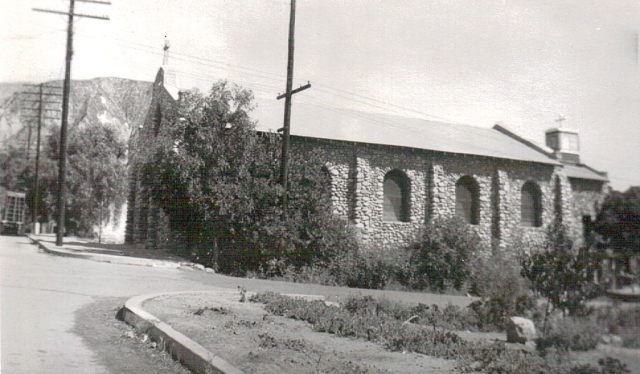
[119,291,331,374]
[120,291,243,374]
[27,235,181,269]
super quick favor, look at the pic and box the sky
[1,0,639,191]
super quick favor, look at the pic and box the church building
[126,62,609,258]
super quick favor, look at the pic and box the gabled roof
[252,101,560,166]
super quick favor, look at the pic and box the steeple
[163,39,170,65]
[160,38,177,90]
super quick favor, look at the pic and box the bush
[468,255,532,330]
[596,306,640,348]
[536,317,603,356]
[570,358,632,374]
[407,216,485,292]
[521,222,601,321]
[327,245,412,290]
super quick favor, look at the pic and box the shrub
[535,317,603,356]
[327,245,412,290]
[599,357,631,374]
[407,216,485,292]
[468,255,532,330]
[570,359,632,374]
[596,306,640,348]
[521,222,601,323]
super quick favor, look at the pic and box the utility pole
[278,0,310,214]
[21,83,62,233]
[34,0,110,246]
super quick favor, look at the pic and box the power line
[72,30,459,124]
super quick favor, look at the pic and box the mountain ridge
[0,77,153,154]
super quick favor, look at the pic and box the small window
[456,176,479,224]
[319,166,332,206]
[521,181,542,227]
[383,170,410,222]
[154,105,162,136]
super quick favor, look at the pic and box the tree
[594,187,640,256]
[0,143,32,192]
[44,123,128,236]
[521,222,600,324]
[142,81,355,274]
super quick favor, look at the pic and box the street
[0,235,213,373]
[0,235,473,373]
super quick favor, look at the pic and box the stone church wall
[289,136,603,257]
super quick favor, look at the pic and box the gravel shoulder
[72,297,192,374]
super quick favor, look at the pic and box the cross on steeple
[555,114,566,128]
[163,39,170,65]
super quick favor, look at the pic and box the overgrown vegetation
[596,306,640,349]
[594,186,640,258]
[468,256,533,331]
[141,81,357,275]
[271,216,489,293]
[45,123,128,236]
[521,222,602,324]
[250,292,630,374]
[406,216,483,292]
[535,317,603,356]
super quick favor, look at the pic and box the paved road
[0,235,212,373]
[1,235,472,373]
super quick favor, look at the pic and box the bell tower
[545,115,580,164]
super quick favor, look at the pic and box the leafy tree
[44,123,128,236]
[142,81,356,274]
[521,222,600,325]
[594,186,640,257]
[0,138,56,225]
[0,143,32,192]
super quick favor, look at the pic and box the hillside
[0,78,153,242]
[0,78,153,152]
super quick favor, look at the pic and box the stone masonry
[288,137,608,256]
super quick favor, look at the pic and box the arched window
[521,181,542,227]
[456,176,479,224]
[383,170,410,222]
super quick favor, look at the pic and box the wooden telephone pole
[33,0,110,246]
[21,84,62,233]
[278,0,310,213]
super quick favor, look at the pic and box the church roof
[562,164,609,181]
[253,101,560,166]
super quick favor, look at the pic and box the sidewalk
[27,234,479,374]
[28,234,183,269]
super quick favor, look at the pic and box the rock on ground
[506,316,537,344]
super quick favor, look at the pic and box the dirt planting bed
[142,291,456,373]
